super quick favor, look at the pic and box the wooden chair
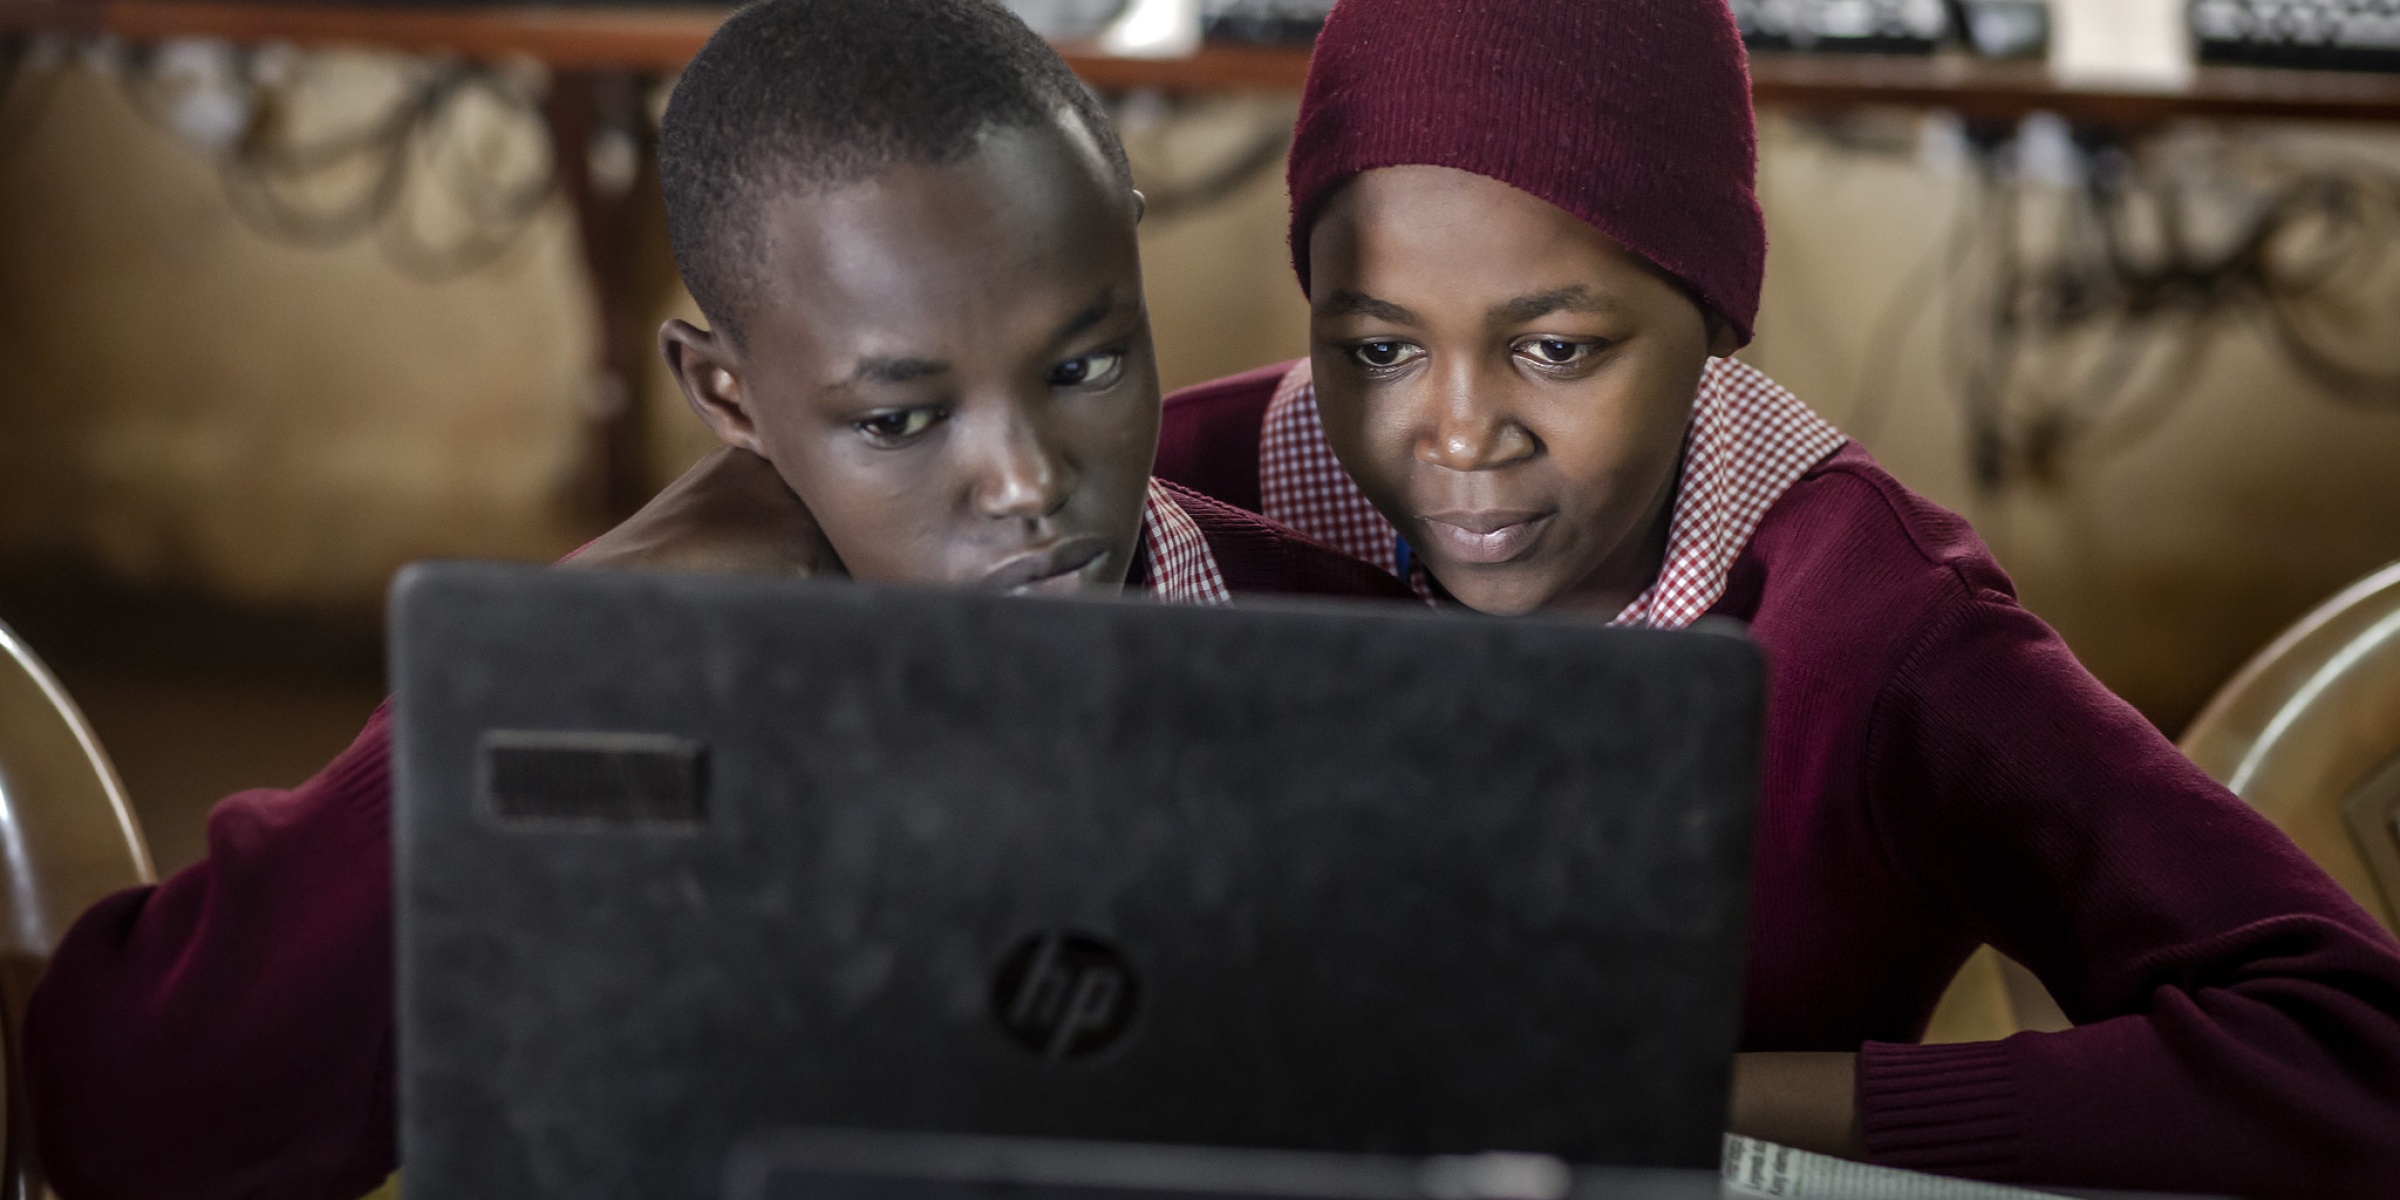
[0,619,155,1200]
[2180,561,2400,933]
[1927,560,2400,1043]
[1921,945,2068,1044]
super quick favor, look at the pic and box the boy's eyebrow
[834,289,1126,390]
[1489,286,1618,326]
[1049,288,1126,347]
[845,355,950,387]
[1316,290,1419,325]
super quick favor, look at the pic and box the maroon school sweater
[22,484,1410,1200]
[1155,366,2400,1198]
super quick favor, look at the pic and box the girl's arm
[1729,1051,1862,1158]
[1859,591,2400,1199]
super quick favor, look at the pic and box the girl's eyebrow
[1316,289,1418,325]
[1489,286,1617,326]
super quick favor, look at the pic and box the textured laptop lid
[392,563,1763,1200]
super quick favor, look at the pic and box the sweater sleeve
[1854,591,2400,1198]
[26,703,398,1200]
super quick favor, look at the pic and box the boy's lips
[982,538,1108,594]
[1417,510,1551,565]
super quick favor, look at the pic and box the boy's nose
[972,412,1076,521]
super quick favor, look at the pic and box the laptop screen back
[391,564,1763,1199]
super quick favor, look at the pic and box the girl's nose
[1419,409,1538,472]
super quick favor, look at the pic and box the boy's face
[664,115,1159,593]
[1306,166,1737,616]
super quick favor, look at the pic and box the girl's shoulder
[1159,479,1417,603]
[1749,442,2016,615]
[1156,361,1297,514]
[1725,443,2026,683]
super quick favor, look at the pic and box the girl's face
[1306,165,1738,616]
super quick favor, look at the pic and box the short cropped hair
[660,0,1133,341]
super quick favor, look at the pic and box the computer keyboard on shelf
[1192,0,2052,56]
[2193,0,2400,71]
[1200,0,1335,45]
[1731,0,1953,54]
[1195,0,2051,56]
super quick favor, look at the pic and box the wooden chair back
[0,620,155,1199]
[2181,561,2400,932]
[1928,561,2400,1042]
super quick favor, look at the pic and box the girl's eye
[1051,349,1127,389]
[1517,337,1597,367]
[1351,340,1423,370]
[857,407,942,443]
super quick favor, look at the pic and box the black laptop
[390,563,1765,1200]
[724,1127,1720,1200]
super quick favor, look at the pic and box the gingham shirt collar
[1258,357,1846,628]
[1139,477,1234,606]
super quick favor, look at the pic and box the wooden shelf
[10,1,2400,122]
[1748,52,2400,127]
[0,0,1316,83]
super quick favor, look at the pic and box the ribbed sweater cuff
[1857,1039,2026,1179]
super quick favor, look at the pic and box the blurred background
[3,0,2399,872]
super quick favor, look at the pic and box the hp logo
[991,930,1140,1061]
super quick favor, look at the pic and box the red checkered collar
[1139,477,1234,606]
[1258,357,1846,627]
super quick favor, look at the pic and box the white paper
[1097,0,1201,58]
[2049,0,2194,90]
[1722,1135,2070,1199]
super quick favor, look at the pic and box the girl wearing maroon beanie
[1153,1,2400,1195]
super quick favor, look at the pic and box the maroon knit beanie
[1288,0,1766,344]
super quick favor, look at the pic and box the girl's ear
[660,320,761,453]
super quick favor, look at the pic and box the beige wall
[0,65,596,609]
[5,65,2400,729]
[1746,115,2400,728]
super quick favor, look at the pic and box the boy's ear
[660,319,762,453]
[1130,188,1148,226]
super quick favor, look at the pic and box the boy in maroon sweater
[1152,0,2400,1196]
[21,5,1402,1199]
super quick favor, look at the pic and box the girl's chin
[1426,561,1561,617]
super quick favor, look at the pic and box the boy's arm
[24,446,833,1200]
[27,705,400,1200]
[1859,591,2400,1199]
[569,446,841,578]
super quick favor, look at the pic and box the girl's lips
[1417,512,1551,565]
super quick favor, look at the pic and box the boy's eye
[1515,337,1599,367]
[1350,340,1423,370]
[1050,350,1127,389]
[857,407,943,443]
